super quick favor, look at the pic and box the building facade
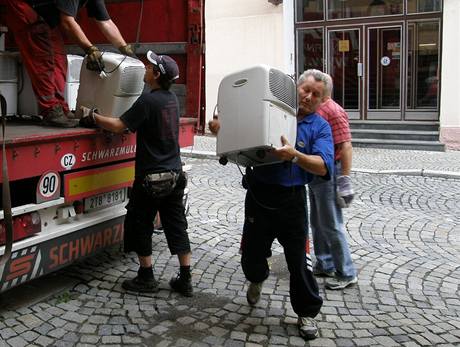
[205,0,286,121]
[295,0,459,149]
[206,0,459,149]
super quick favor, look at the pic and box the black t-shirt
[120,90,182,178]
[27,0,110,28]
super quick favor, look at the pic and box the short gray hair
[322,72,333,97]
[297,69,333,96]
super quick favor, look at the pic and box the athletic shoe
[313,268,336,278]
[169,274,193,297]
[246,282,263,306]
[325,276,358,290]
[42,105,79,128]
[298,316,319,340]
[122,276,159,293]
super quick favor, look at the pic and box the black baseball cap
[146,50,180,82]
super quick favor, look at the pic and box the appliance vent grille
[0,56,17,82]
[269,69,295,109]
[119,66,146,94]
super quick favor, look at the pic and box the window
[407,0,442,13]
[327,0,403,19]
[297,28,324,75]
[407,21,440,109]
[296,0,324,22]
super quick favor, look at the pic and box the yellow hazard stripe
[68,166,134,196]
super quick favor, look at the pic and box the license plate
[84,188,127,212]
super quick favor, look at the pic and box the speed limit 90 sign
[36,171,60,202]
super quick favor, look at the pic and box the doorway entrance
[366,25,402,119]
[327,25,403,120]
[327,28,361,119]
[298,19,441,121]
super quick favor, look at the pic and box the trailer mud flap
[0,216,124,293]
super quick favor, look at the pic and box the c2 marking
[61,153,76,170]
[38,172,59,198]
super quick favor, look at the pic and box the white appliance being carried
[76,52,145,117]
[216,65,297,167]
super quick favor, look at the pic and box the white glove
[336,175,354,208]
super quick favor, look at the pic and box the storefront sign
[338,40,350,52]
[380,56,391,66]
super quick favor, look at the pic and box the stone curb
[181,149,460,180]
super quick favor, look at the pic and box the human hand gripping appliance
[216,65,297,167]
[76,52,145,117]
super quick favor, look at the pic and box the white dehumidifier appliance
[0,53,18,116]
[76,52,145,117]
[64,55,84,111]
[216,65,297,167]
[19,54,84,115]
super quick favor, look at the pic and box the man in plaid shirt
[308,71,357,290]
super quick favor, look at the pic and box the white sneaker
[246,282,263,306]
[298,316,318,340]
[325,276,358,290]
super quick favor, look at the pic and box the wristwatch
[291,155,299,163]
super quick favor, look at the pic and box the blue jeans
[308,163,356,280]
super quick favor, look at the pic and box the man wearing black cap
[79,51,193,297]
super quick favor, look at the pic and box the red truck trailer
[0,0,205,293]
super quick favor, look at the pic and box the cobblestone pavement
[183,135,460,175]
[1,158,460,347]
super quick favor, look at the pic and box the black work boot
[42,105,79,128]
[169,273,193,297]
[122,267,159,293]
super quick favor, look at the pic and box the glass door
[405,20,440,120]
[327,28,362,119]
[367,25,403,119]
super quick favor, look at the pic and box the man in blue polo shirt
[209,69,334,340]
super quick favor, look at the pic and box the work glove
[118,44,137,58]
[208,117,220,135]
[85,45,105,72]
[77,106,98,128]
[336,175,354,208]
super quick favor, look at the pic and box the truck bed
[0,118,196,182]
[0,117,197,145]
[0,121,96,146]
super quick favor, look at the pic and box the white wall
[440,0,460,148]
[205,0,285,122]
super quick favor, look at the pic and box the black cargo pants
[240,179,323,318]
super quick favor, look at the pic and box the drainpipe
[282,0,295,76]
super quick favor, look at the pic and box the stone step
[349,120,439,132]
[351,129,440,142]
[352,138,445,152]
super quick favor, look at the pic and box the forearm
[95,19,126,49]
[59,15,92,50]
[94,114,127,134]
[294,150,328,176]
[337,141,353,176]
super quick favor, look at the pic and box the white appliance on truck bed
[76,52,145,117]
[216,65,297,167]
[18,54,84,115]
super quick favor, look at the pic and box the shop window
[297,28,324,74]
[296,0,324,22]
[327,0,402,19]
[406,21,440,109]
[407,0,442,13]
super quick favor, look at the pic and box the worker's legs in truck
[5,0,78,127]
